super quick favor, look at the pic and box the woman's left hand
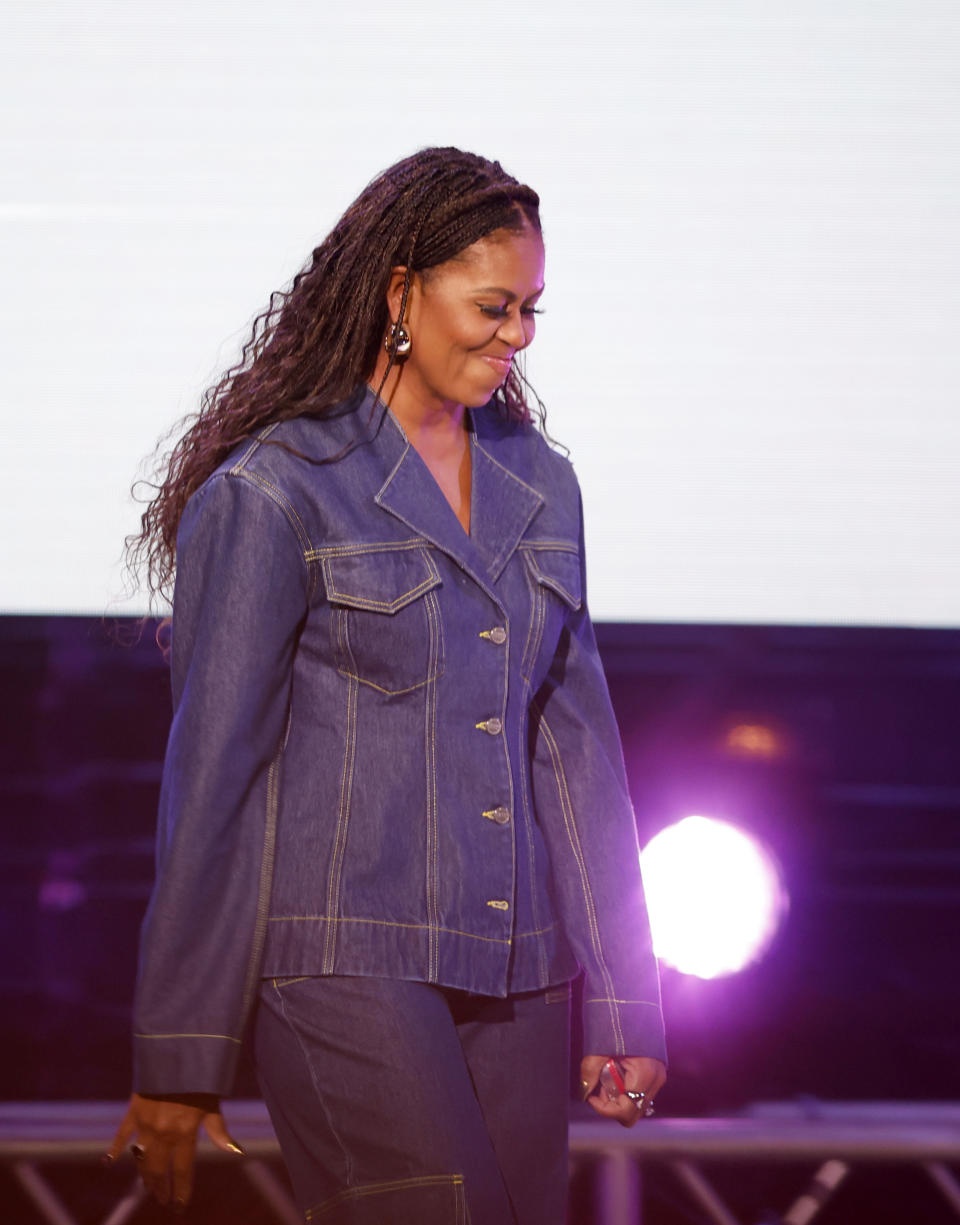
[580,1055,666,1128]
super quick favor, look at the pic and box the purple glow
[640,815,788,979]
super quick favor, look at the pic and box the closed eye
[479,305,545,319]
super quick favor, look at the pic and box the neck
[369,362,468,445]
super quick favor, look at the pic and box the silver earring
[385,323,412,361]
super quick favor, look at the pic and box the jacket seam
[472,438,545,502]
[323,667,359,972]
[495,601,517,954]
[516,920,560,938]
[517,569,547,979]
[585,997,661,1006]
[230,467,313,555]
[521,545,582,610]
[517,562,548,979]
[306,538,427,561]
[424,588,442,980]
[237,738,283,1036]
[535,707,625,1052]
[520,540,579,553]
[133,1032,242,1043]
[266,915,510,946]
[228,425,279,472]
[322,549,442,612]
[519,556,546,686]
[334,666,442,696]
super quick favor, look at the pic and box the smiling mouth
[480,354,513,372]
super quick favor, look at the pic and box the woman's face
[390,224,546,411]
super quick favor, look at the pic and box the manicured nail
[226,1142,245,1155]
[101,1152,116,1167]
[580,1080,592,1102]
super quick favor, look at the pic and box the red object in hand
[599,1059,655,1115]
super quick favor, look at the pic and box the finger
[585,1092,639,1128]
[170,1136,197,1210]
[139,1140,173,1205]
[202,1111,245,1155]
[578,1055,608,1102]
[104,1105,137,1164]
[621,1056,666,1104]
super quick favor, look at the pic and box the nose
[496,308,533,351]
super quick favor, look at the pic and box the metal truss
[571,1101,960,1225]
[2,1101,959,1225]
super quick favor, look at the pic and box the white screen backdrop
[2,1,959,623]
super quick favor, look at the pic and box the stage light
[640,815,788,979]
[724,721,783,759]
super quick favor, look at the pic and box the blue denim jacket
[133,388,665,1095]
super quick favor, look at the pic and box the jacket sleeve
[529,495,667,1065]
[133,470,310,1096]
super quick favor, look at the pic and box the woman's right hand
[105,1092,243,1209]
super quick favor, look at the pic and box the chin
[464,390,500,410]
[467,375,509,406]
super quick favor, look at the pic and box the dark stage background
[2,614,957,1114]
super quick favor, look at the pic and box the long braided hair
[128,147,543,605]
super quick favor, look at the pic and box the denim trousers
[252,975,572,1224]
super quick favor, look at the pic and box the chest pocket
[519,545,583,681]
[523,546,582,611]
[322,547,444,694]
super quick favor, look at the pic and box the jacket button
[486,899,510,911]
[483,806,511,825]
[476,717,503,736]
[488,626,507,645]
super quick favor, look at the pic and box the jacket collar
[371,396,544,590]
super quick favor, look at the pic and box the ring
[130,1144,145,1161]
[625,1089,656,1117]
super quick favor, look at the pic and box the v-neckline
[388,407,474,538]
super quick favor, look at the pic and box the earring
[385,323,412,361]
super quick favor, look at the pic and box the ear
[385,266,417,325]
[385,266,406,325]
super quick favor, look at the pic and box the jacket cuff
[581,997,668,1066]
[133,1033,242,1097]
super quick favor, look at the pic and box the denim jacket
[133,387,666,1096]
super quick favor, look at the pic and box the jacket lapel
[468,434,544,582]
[373,405,545,593]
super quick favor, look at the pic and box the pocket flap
[523,546,583,610]
[322,548,441,614]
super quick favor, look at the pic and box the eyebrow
[473,284,546,300]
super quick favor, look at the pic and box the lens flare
[640,815,787,979]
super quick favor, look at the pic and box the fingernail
[101,1152,116,1168]
[580,1080,591,1102]
[173,1198,186,1215]
[226,1142,245,1155]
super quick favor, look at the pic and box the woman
[108,147,666,1224]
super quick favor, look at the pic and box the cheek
[451,318,499,362]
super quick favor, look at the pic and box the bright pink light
[640,815,788,979]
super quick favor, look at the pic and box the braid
[128,147,545,605]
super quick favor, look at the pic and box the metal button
[476,717,503,736]
[483,806,511,825]
[488,626,507,645]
